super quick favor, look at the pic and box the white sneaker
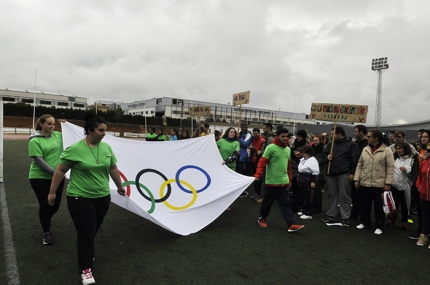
[300,215,312,220]
[356,224,366,229]
[374,229,383,235]
[81,268,95,285]
[297,212,303,216]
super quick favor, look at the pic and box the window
[3,97,15,102]
[74,103,84,108]
[22,98,34,103]
[146,111,148,114]
[184,112,189,115]
[151,110,155,114]
[57,102,69,107]
[40,100,51,105]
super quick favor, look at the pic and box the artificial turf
[1,139,428,285]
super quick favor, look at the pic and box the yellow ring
[160,179,197,211]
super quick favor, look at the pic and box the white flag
[61,122,254,236]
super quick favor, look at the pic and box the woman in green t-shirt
[28,114,65,246]
[145,127,158,141]
[217,127,240,211]
[48,112,126,285]
[156,128,166,141]
[217,127,240,171]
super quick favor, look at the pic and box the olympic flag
[60,122,254,236]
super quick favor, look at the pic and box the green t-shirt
[28,131,63,179]
[157,135,166,141]
[146,133,157,140]
[217,139,240,171]
[60,140,117,198]
[262,144,291,185]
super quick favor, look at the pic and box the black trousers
[351,181,361,219]
[420,199,430,235]
[360,186,385,229]
[290,177,302,212]
[411,186,423,233]
[30,178,65,233]
[390,187,408,223]
[260,186,296,226]
[251,164,263,195]
[237,161,253,176]
[67,195,111,272]
[299,186,314,216]
[313,180,324,212]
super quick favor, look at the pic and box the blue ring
[175,165,211,194]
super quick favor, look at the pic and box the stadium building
[120,97,316,127]
[0,88,88,110]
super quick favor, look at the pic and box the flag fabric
[61,122,254,236]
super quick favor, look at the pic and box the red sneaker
[81,268,95,285]
[258,218,267,228]
[288,224,304,232]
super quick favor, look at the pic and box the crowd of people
[212,122,430,242]
[28,113,430,284]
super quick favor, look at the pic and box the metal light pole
[32,68,37,130]
[371,57,389,129]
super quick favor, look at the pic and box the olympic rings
[135,169,172,203]
[119,165,211,213]
[175,165,211,194]
[160,179,197,211]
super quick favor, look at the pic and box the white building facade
[120,97,316,127]
[0,88,88,109]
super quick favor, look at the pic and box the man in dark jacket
[352,124,368,219]
[237,122,253,197]
[321,126,360,226]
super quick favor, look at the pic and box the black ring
[135,169,171,203]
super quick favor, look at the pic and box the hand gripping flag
[61,122,254,236]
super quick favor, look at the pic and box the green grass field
[1,139,429,285]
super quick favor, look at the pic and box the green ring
[122,181,156,214]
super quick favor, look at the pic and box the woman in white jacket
[389,142,419,230]
[294,145,320,219]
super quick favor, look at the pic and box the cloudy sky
[1,0,429,125]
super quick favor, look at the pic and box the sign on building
[232,91,250,106]
[310,102,368,123]
[189,106,211,117]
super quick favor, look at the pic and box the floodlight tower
[371,57,389,129]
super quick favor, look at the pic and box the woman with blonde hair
[28,114,65,245]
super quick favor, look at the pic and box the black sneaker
[321,216,335,223]
[407,232,420,240]
[43,232,52,245]
[341,219,350,227]
[239,191,248,198]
